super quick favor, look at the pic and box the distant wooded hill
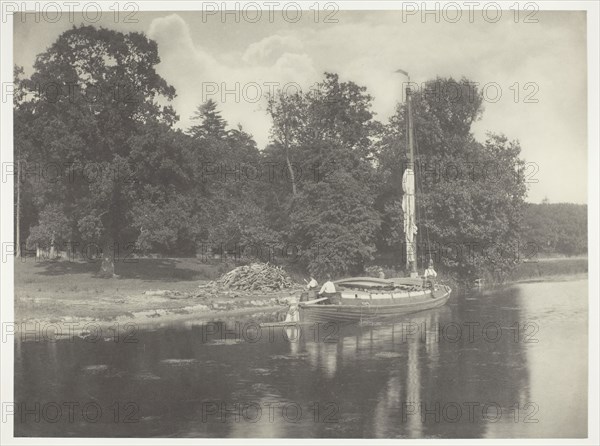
[521,202,587,256]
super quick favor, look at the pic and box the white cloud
[242,34,305,65]
[147,14,318,148]
[144,12,586,203]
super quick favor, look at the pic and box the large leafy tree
[187,101,268,257]
[376,77,527,282]
[26,204,71,256]
[14,65,35,257]
[290,170,381,276]
[266,91,305,196]
[18,25,180,276]
[265,73,381,276]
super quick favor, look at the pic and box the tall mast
[407,85,415,174]
[396,68,419,277]
[16,158,21,258]
[406,84,418,275]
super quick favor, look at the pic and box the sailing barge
[298,277,451,323]
[298,72,451,323]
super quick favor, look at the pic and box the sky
[13,9,588,204]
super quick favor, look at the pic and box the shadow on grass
[34,258,209,281]
[117,259,203,281]
[34,261,97,276]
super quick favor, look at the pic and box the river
[14,278,588,438]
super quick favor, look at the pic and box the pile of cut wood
[216,263,294,291]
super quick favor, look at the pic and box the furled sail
[402,168,418,266]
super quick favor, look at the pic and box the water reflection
[15,279,587,438]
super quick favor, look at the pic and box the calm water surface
[15,278,588,438]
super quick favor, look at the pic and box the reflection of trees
[297,287,530,438]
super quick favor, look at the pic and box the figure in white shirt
[319,274,337,297]
[284,305,299,322]
[424,261,437,279]
[306,277,318,290]
[423,260,437,290]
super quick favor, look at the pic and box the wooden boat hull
[298,285,451,324]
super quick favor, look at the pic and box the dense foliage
[521,202,587,257]
[14,25,580,283]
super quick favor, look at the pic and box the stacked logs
[215,263,294,291]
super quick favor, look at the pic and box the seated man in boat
[423,260,437,289]
[300,276,319,301]
[306,276,318,292]
[318,275,338,302]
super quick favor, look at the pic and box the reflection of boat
[299,73,451,324]
[299,277,451,324]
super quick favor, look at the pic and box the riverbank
[14,256,588,331]
[14,258,301,332]
[509,256,588,283]
[445,257,589,291]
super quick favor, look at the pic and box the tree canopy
[16,25,179,275]
[521,202,587,257]
[15,25,564,284]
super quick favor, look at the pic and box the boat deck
[299,282,452,323]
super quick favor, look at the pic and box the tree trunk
[67,239,74,261]
[284,127,297,196]
[16,159,21,258]
[99,240,115,278]
[49,232,56,259]
[285,154,297,196]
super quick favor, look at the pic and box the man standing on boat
[423,260,437,289]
